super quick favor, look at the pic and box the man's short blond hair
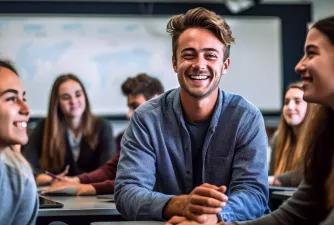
[166,7,235,61]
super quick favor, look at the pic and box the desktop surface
[91,222,164,225]
[38,195,120,217]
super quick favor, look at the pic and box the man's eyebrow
[181,48,196,53]
[0,89,18,97]
[202,48,220,53]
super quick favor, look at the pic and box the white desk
[91,222,164,225]
[39,195,120,217]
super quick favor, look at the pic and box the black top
[22,118,115,176]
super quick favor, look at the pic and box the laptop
[39,196,64,208]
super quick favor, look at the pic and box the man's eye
[183,54,194,58]
[207,54,217,58]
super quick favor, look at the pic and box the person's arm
[237,180,318,225]
[219,110,269,222]
[90,180,115,195]
[114,112,174,221]
[268,131,278,176]
[275,167,303,187]
[96,119,116,166]
[22,120,45,174]
[79,151,120,184]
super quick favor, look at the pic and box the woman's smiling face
[0,67,30,147]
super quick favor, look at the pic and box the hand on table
[183,183,228,223]
[42,181,96,196]
[268,176,282,186]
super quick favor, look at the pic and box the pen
[45,171,62,180]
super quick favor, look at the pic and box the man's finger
[188,203,222,215]
[190,195,227,207]
[193,187,228,201]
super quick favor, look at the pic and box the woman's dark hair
[0,60,18,75]
[312,16,334,45]
[302,16,334,211]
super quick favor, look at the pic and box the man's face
[172,28,230,99]
[126,94,147,119]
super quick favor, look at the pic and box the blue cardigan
[115,88,269,222]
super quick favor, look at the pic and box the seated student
[0,60,38,224]
[268,82,314,187]
[215,15,334,225]
[43,73,164,195]
[115,7,269,224]
[23,74,115,185]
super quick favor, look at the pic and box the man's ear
[222,58,230,75]
[172,56,177,73]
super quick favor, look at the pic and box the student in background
[23,74,115,185]
[115,7,269,224]
[268,82,314,187]
[0,60,38,224]
[215,15,334,225]
[43,73,164,195]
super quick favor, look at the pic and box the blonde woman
[0,60,38,224]
[268,82,315,187]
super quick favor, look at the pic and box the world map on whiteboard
[0,17,177,116]
[0,16,282,116]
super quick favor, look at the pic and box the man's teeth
[189,75,208,80]
[15,122,27,128]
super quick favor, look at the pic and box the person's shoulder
[135,88,177,116]
[0,149,35,183]
[222,91,261,116]
[95,117,111,127]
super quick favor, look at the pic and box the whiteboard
[0,15,282,116]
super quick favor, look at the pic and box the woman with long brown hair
[23,74,115,185]
[268,82,314,187]
[214,16,334,225]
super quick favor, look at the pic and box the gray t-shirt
[185,119,211,188]
[0,149,38,225]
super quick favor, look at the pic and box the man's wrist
[162,195,187,219]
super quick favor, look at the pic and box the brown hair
[0,59,18,75]
[121,73,164,100]
[302,16,334,210]
[40,74,99,173]
[301,105,334,209]
[166,7,235,62]
[274,82,314,175]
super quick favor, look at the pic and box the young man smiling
[115,7,269,224]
